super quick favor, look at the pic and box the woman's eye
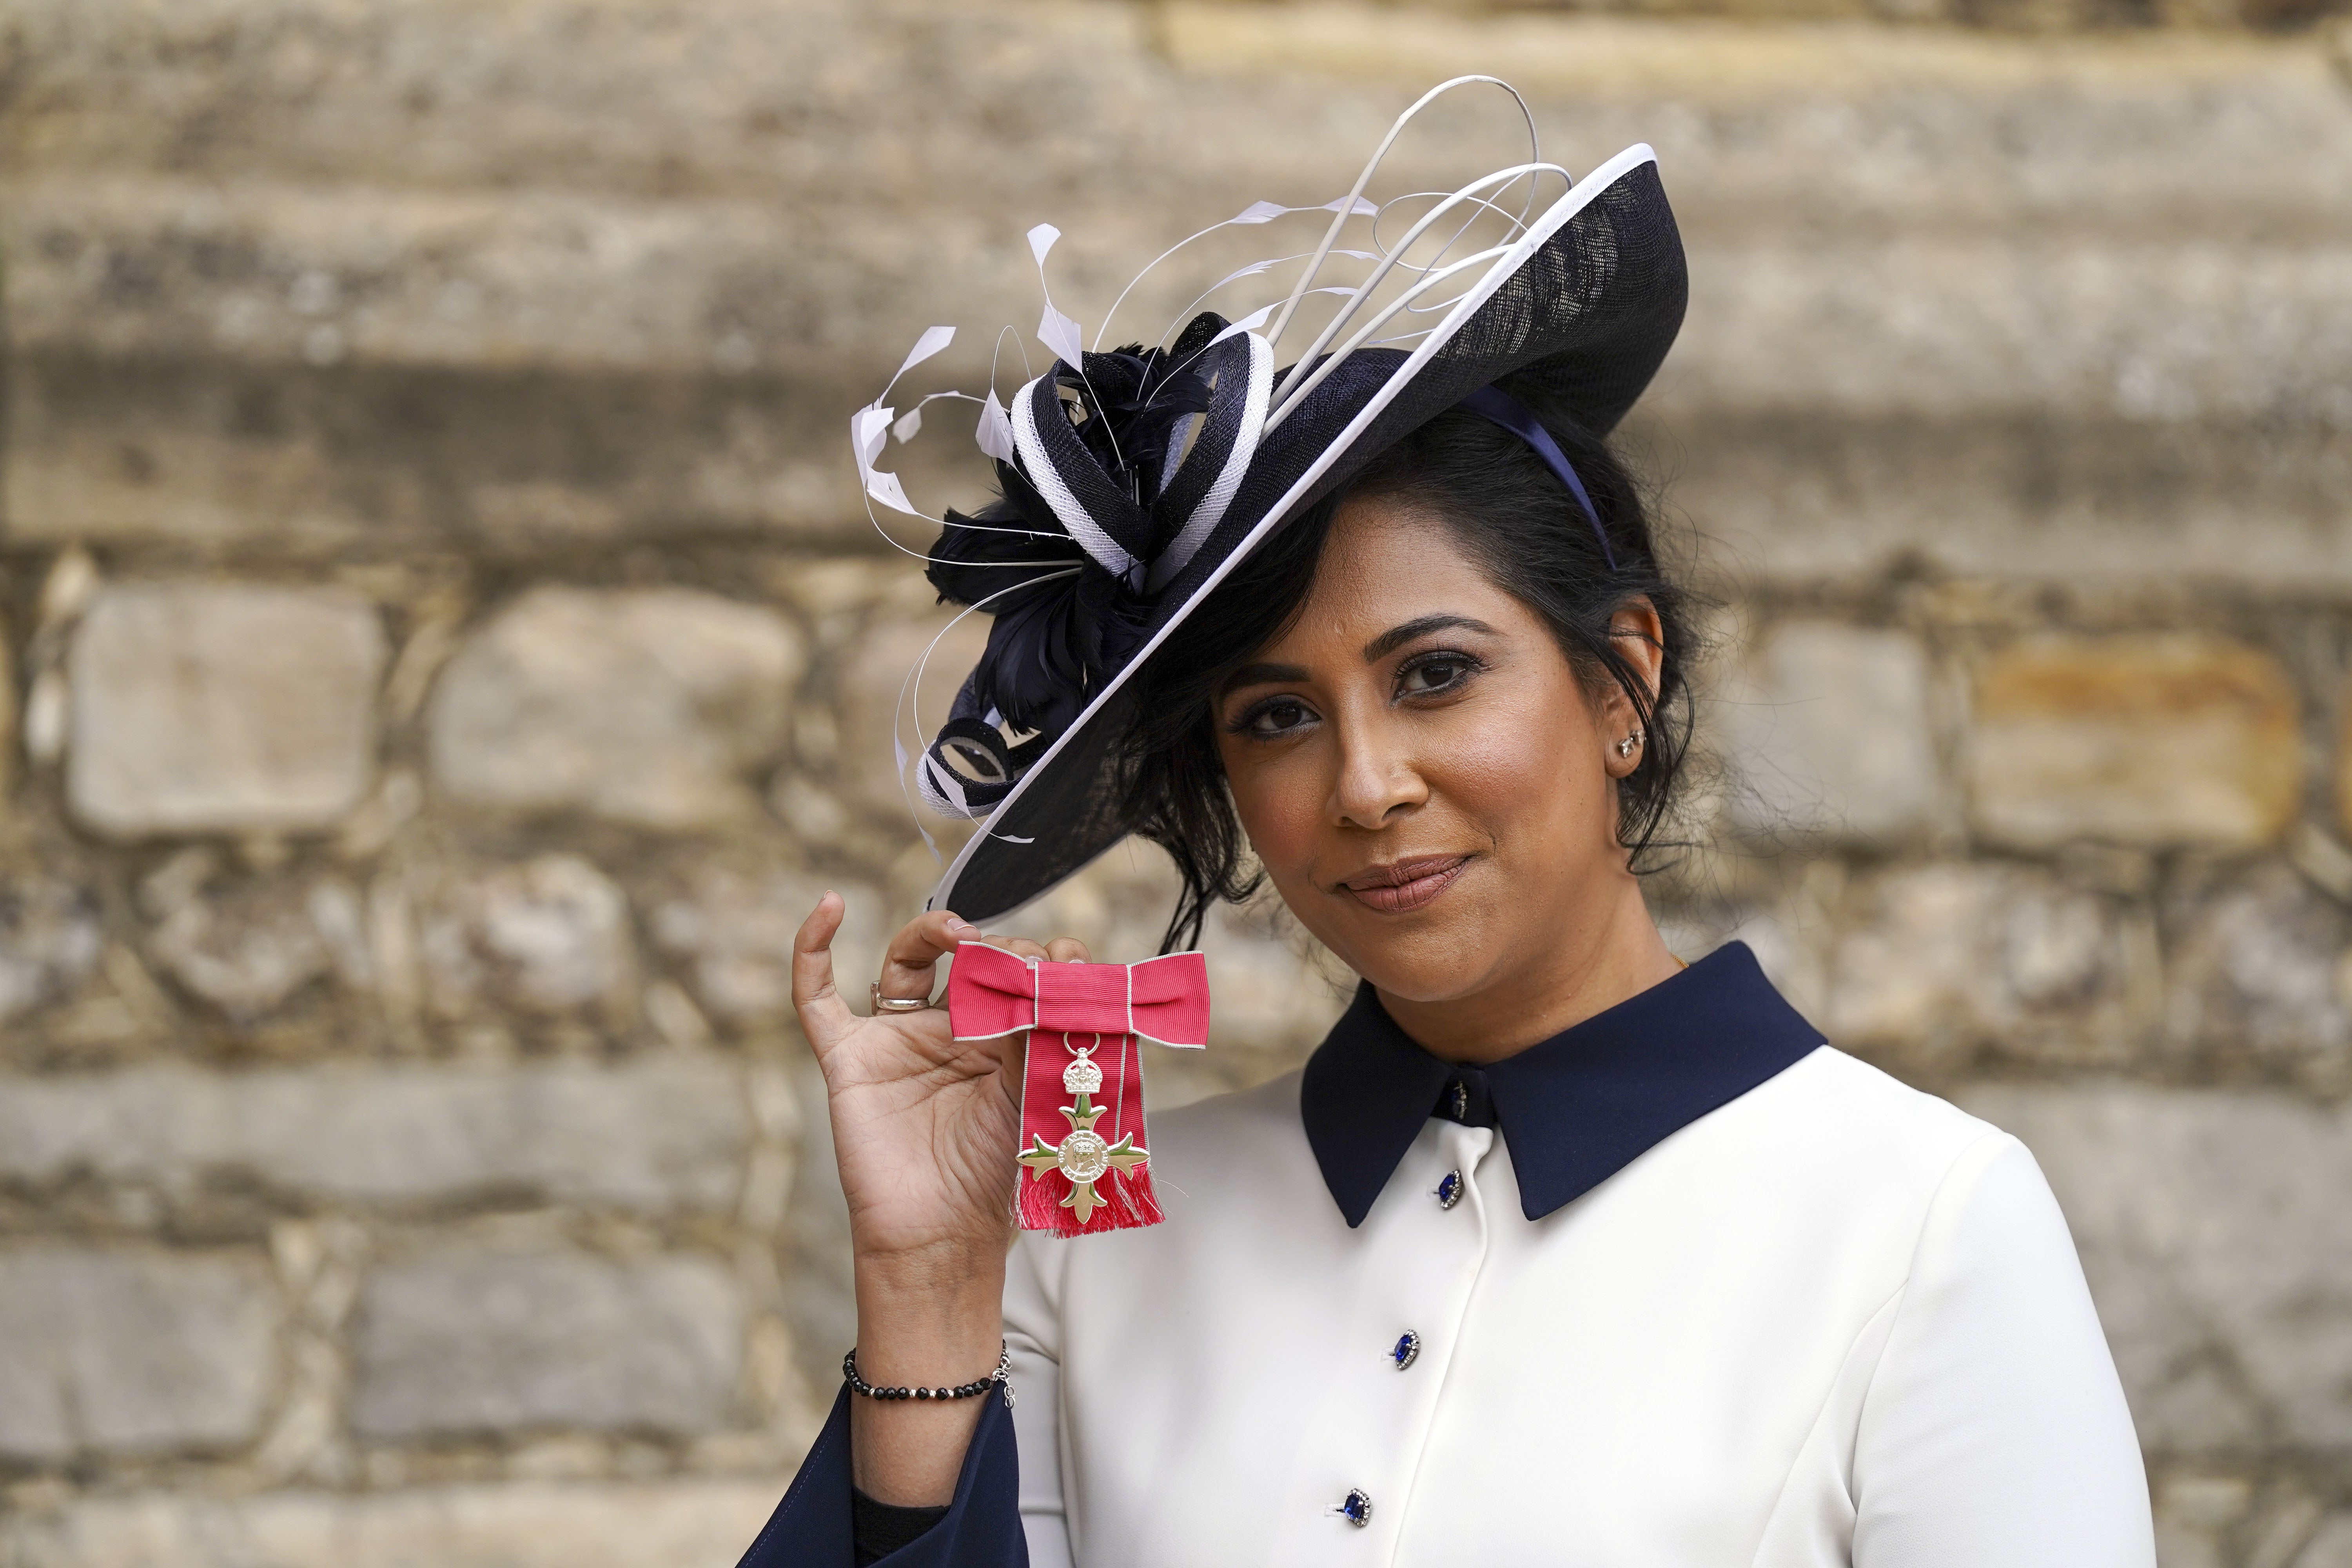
[1399,655,1474,696]
[1240,698,1315,736]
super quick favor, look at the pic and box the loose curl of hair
[1115,378,1698,952]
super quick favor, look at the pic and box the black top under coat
[1300,941,1826,1227]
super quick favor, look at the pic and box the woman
[742,84,2155,1566]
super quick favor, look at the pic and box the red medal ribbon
[946,944,1210,1237]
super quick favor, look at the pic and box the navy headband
[1454,385,1617,572]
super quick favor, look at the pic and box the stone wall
[2,2,2350,1564]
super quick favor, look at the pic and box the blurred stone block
[2300,1516,2352,1568]
[0,877,105,1024]
[1722,621,1938,843]
[0,1058,748,1215]
[2150,1473,2250,1568]
[0,1247,279,1460]
[147,876,357,1022]
[66,583,385,838]
[6,175,819,376]
[648,864,884,1026]
[0,610,14,794]
[349,1247,744,1440]
[420,855,637,1020]
[2339,688,2352,838]
[1826,862,2136,1064]
[1962,1083,2352,1452]
[5,354,867,555]
[428,587,802,829]
[2163,864,2352,1064]
[0,1479,781,1568]
[1682,413,2352,592]
[1966,635,2300,851]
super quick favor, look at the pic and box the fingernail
[946,917,980,936]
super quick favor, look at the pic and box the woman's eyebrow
[1220,660,1311,695]
[1363,613,1496,662]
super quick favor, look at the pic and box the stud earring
[1615,727,1643,760]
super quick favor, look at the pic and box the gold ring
[871,983,936,1015]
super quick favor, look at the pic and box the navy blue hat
[854,82,1687,924]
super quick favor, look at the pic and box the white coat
[1001,957,2154,1567]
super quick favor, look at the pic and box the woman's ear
[1601,596,1665,777]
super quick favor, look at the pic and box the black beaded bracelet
[843,1343,1012,1403]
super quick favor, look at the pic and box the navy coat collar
[1299,942,1825,1226]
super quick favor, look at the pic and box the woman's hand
[791,892,1088,1504]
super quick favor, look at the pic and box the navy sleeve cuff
[734,1384,1029,1568]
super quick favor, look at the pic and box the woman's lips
[1338,855,1470,914]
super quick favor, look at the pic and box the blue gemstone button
[1391,1330,1421,1371]
[1340,1488,1373,1526]
[1436,1171,1463,1209]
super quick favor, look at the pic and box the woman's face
[1214,493,1659,1017]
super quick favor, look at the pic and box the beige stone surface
[8,1,2350,576]
[428,588,802,828]
[1965,635,2302,851]
[66,583,386,838]
[0,1248,281,1461]
[2339,687,2352,839]
[350,1247,745,1440]
[6,176,814,374]
[2152,1473,2252,1568]
[144,875,358,1021]
[1720,621,1940,843]
[18,177,2350,427]
[2298,1516,2352,1568]
[0,877,105,1024]
[0,1479,781,1568]
[1824,862,2144,1067]
[1963,1083,2352,1452]
[419,855,638,1021]
[1158,7,2349,99]
[2163,864,2352,1067]
[0,1058,748,1214]
[0,611,15,798]
[646,863,885,1026]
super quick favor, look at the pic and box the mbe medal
[946,944,1210,1237]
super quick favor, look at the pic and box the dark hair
[1116,380,1697,951]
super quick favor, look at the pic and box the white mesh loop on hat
[1147,330,1272,593]
[1010,371,1144,581]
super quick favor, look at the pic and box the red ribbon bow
[948,945,1209,1237]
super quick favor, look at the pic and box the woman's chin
[1330,922,1499,1008]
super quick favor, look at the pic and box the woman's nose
[1329,715,1429,828]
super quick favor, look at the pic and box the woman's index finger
[874,907,979,998]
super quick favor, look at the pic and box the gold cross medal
[1018,1048,1150,1227]
[944,944,1207,1236]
